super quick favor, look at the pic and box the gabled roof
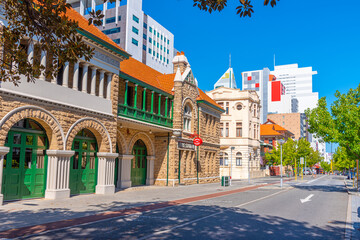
[66,7,129,57]
[120,57,223,110]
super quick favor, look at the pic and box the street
[20,175,348,239]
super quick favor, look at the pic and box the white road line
[344,194,353,240]
[139,188,292,239]
[305,175,327,184]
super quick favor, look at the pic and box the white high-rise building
[69,0,175,74]
[270,64,318,113]
[242,68,270,124]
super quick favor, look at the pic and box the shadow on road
[16,203,346,240]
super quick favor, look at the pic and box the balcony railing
[118,104,173,128]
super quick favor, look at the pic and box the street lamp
[248,152,252,183]
[278,139,285,188]
[230,146,235,185]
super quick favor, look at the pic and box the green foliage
[306,84,360,162]
[333,146,355,171]
[320,161,331,172]
[193,0,279,17]
[0,0,95,85]
[264,138,323,169]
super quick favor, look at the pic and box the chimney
[172,51,189,74]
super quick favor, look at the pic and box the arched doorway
[69,129,98,195]
[131,140,147,186]
[3,119,48,200]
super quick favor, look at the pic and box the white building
[69,0,175,74]
[270,64,318,113]
[206,88,265,180]
[242,68,270,124]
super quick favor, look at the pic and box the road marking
[139,188,292,239]
[300,194,314,203]
[306,175,327,184]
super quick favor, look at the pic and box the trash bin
[221,176,230,187]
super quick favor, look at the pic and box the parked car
[303,170,311,175]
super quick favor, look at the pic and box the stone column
[39,50,47,80]
[82,63,89,93]
[73,62,79,90]
[0,147,10,206]
[96,152,118,194]
[118,154,133,188]
[62,62,69,87]
[27,43,34,65]
[106,73,112,100]
[90,66,97,95]
[45,150,74,200]
[99,70,105,98]
[146,155,155,185]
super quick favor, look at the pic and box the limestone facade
[206,87,265,180]
[0,11,223,205]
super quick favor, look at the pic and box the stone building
[0,9,222,205]
[260,119,294,151]
[206,87,264,180]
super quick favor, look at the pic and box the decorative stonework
[0,106,65,150]
[128,132,155,156]
[65,118,112,153]
[93,50,119,68]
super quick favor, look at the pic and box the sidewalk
[0,177,290,235]
[344,178,360,240]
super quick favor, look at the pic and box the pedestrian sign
[300,157,304,165]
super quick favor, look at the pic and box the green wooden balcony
[118,104,173,128]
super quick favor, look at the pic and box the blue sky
[142,0,360,152]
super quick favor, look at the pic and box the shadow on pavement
[18,203,346,240]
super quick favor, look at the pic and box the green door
[69,129,98,195]
[2,119,48,201]
[131,140,147,186]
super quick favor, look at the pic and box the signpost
[300,157,304,180]
[192,137,203,184]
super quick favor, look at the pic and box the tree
[193,0,280,17]
[305,84,360,164]
[320,161,331,173]
[333,147,355,171]
[1,0,280,85]
[264,138,322,174]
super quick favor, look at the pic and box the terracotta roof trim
[77,29,130,59]
[197,100,225,113]
[119,71,174,98]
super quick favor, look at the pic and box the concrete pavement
[0,176,293,237]
[13,175,348,240]
[344,177,360,239]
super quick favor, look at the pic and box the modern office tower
[214,67,237,89]
[242,68,270,123]
[69,0,175,74]
[270,64,318,113]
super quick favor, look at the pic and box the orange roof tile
[197,88,223,109]
[120,58,223,110]
[66,7,126,53]
[260,125,282,136]
[120,58,172,94]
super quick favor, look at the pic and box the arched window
[183,104,192,132]
[236,152,242,166]
[224,153,229,166]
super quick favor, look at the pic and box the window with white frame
[236,152,242,166]
[224,153,229,166]
[183,104,192,132]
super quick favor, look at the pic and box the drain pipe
[167,132,169,186]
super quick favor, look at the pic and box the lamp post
[230,146,235,185]
[278,139,285,188]
[248,152,252,183]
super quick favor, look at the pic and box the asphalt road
[24,175,348,240]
